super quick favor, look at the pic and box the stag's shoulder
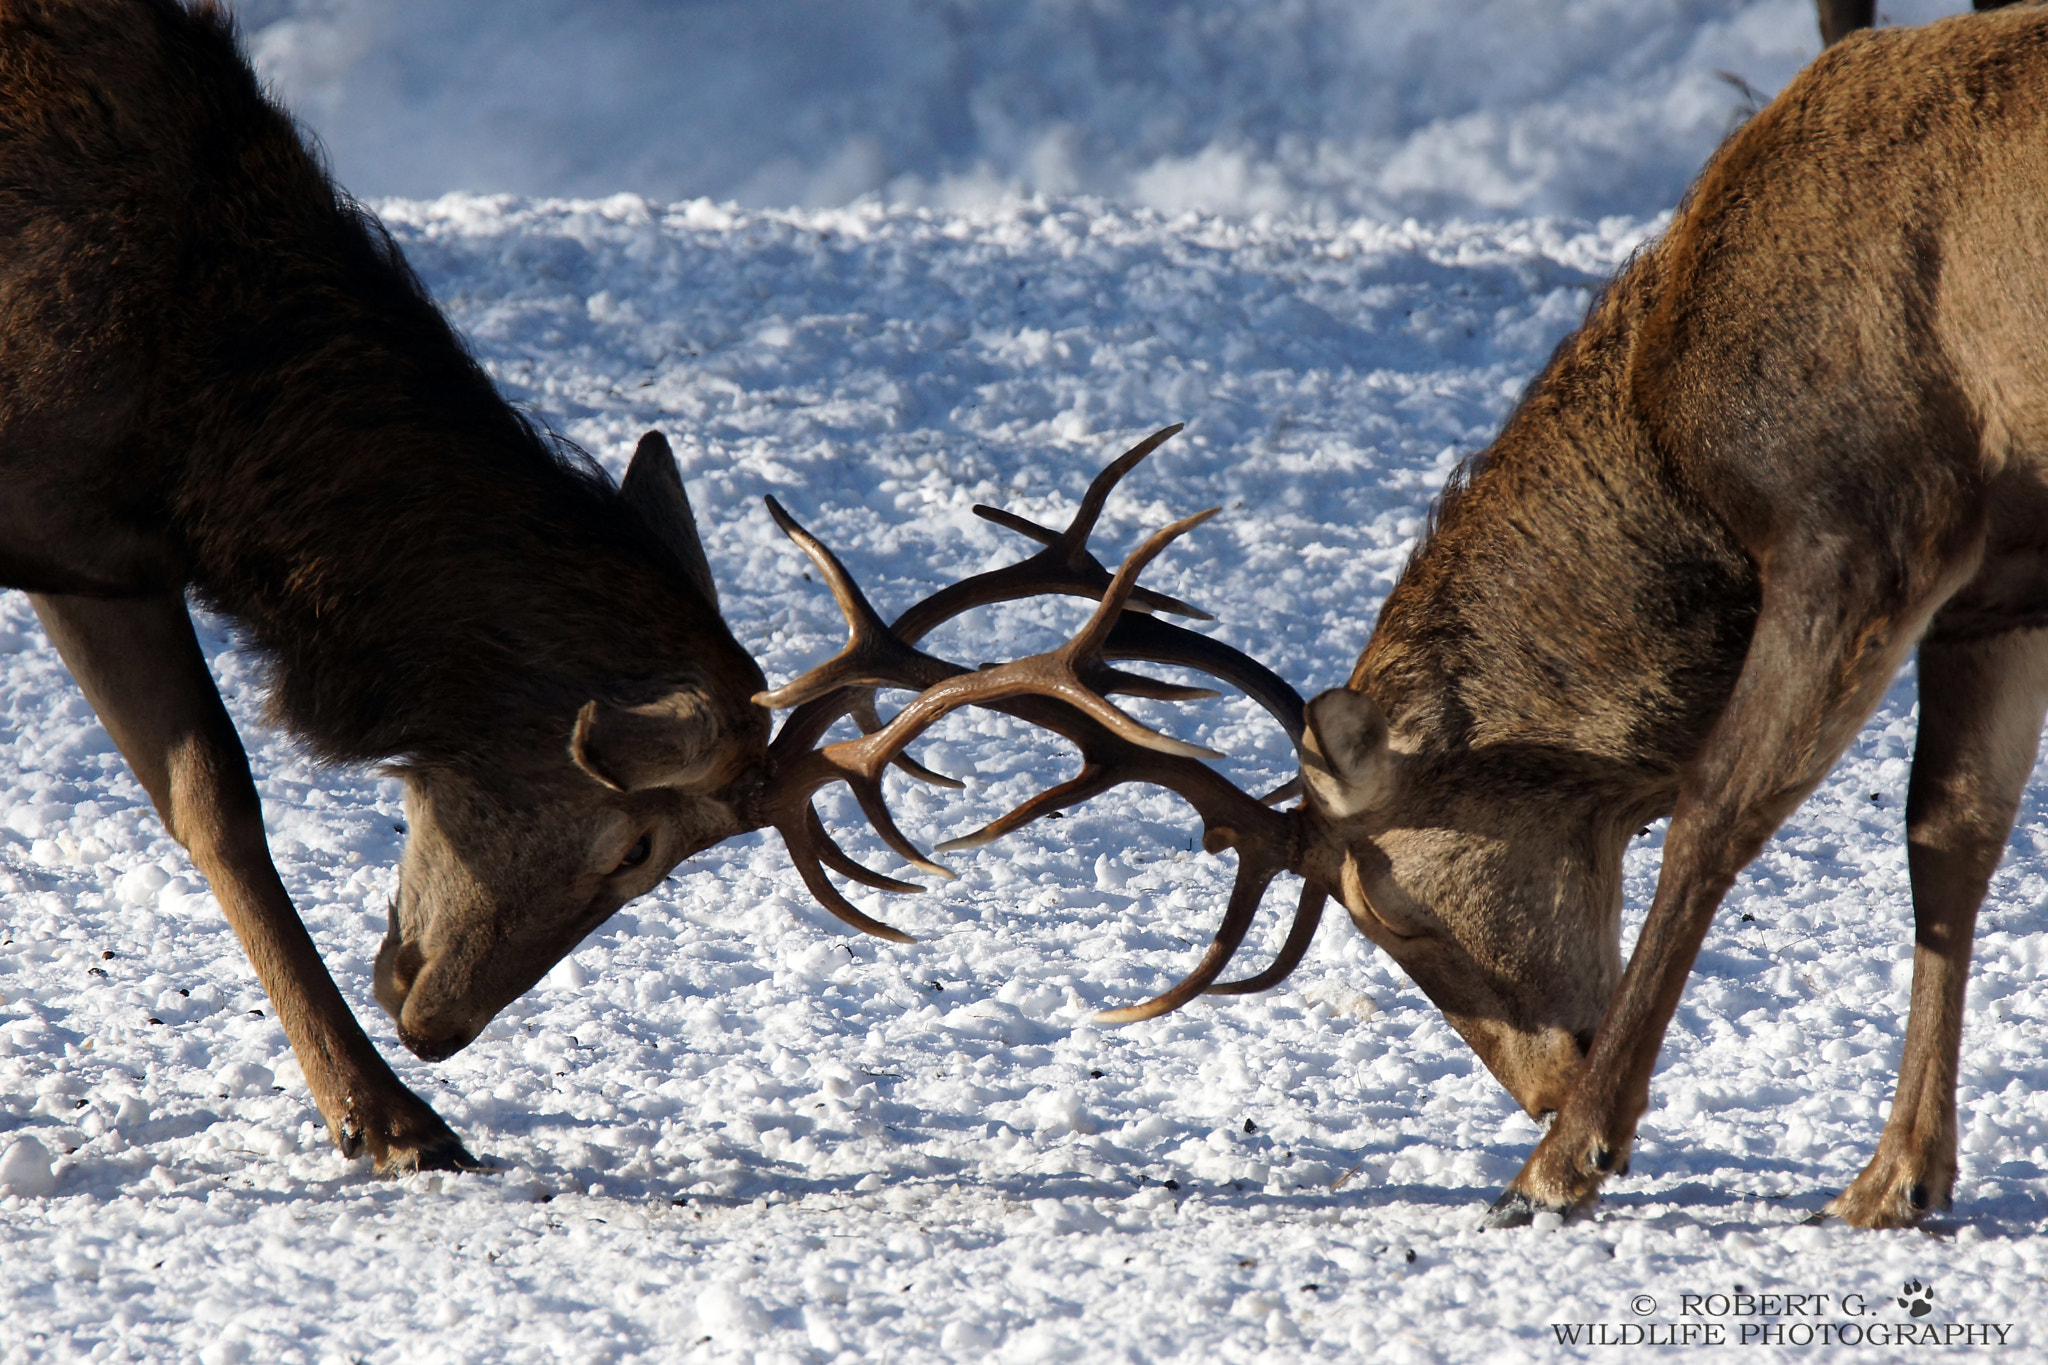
[1784,5,2048,133]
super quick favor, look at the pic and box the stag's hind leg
[30,591,477,1173]
[1827,627,2048,1227]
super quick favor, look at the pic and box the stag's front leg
[1827,628,2048,1227]
[31,592,476,1173]
[1487,546,1976,1226]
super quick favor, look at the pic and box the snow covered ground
[9,1,2048,1362]
[4,191,2047,1363]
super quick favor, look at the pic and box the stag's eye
[615,834,652,873]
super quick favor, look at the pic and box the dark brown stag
[1238,6,2048,1229]
[0,0,1307,1171]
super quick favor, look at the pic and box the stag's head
[374,432,771,1059]
[372,425,1319,1063]
[1291,687,1627,1117]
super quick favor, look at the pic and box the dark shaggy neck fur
[0,0,748,768]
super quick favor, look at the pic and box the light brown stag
[931,2,2048,1232]
[0,0,1302,1172]
[1222,7,2048,1229]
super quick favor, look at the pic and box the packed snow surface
[2,192,2046,1362]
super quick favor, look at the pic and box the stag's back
[1639,9,2048,519]
[1359,7,2048,791]
[0,1,303,424]
[0,0,757,767]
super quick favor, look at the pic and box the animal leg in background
[1817,0,1875,47]
[30,592,474,1172]
[1819,0,2017,47]
[1828,628,2048,1226]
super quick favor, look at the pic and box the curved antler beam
[1092,844,1293,1024]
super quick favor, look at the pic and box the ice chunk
[0,1136,55,1196]
[696,1282,768,1341]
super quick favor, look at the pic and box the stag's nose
[372,933,425,1023]
[374,939,485,1060]
[396,1020,475,1063]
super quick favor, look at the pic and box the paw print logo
[1897,1280,1934,1318]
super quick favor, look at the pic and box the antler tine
[1105,611,1305,742]
[970,503,1058,548]
[779,803,918,943]
[850,693,964,789]
[755,496,936,711]
[974,504,1211,620]
[1261,776,1303,806]
[1089,673,1220,705]
[1070,423,1183,549]
[835,509,1230,768]
[1206,881,1328,995]
[933,760,1118,852]
[805,805,925,895]
[845,767,956,880]
[1093,847,1291,1024]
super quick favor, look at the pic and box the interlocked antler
[742,427,1332,1020]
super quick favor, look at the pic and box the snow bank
[241,0,1964,220]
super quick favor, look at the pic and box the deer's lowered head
[372,431,770,1060]
[369,424,1319,1063]
[1292,686,1629,1118]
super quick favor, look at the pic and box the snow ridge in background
[241,0,1957,221]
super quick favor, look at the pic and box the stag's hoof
[334,1095,487,1175]
[1486,1124,1612,1228]
[1484,1189,1539,1228]
[1483,1187,1582,1229]
[1825,1161,1949,1229]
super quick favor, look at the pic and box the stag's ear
[570,688,737,794]
[1299,687,1396,818]
[621,431,720,609]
